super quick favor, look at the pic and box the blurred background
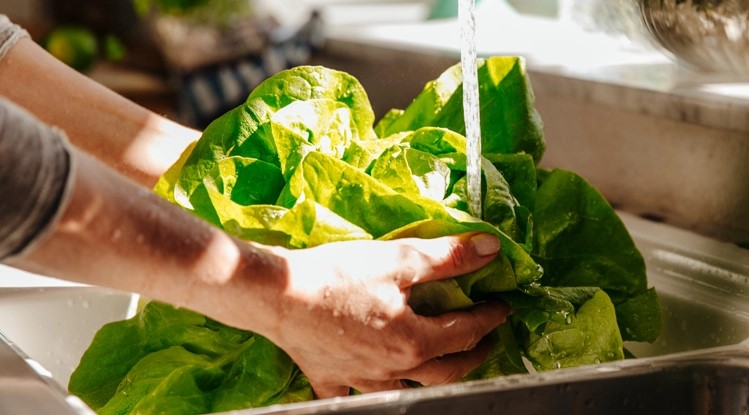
[0,0,558,128]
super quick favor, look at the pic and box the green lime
[103,34,126,62]
[44,26,99,72]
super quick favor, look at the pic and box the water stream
[459,0,483,219]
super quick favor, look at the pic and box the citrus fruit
[44,26,99,71]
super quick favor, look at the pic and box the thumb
[398,232,501,288]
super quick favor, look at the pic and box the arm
[0,99,508,399]
[0,36,199,188]
[11,136,508,399]
[0,16,509,398]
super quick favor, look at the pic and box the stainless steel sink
[244,344,749,415]
[1,212,748,414]
[0,331,93,415]
[241,212,749,415]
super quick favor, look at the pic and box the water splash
[459,0,482,218]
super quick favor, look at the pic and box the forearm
[0,97,509,398]
[4,145,285,336]
[0,37,199,188]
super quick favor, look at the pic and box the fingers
[293,233,506,400]
[400,336,494,387]
[310,383,351,400]
[396,232,501,288]
[311,379,407,400]
[305,301,510,399]
[418,301,511,358]
[311,335,497,398]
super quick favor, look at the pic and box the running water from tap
[459,0,482,219]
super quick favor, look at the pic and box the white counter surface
[0,265,81,288]
[323,1,749,133]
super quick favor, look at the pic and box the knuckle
[393,336,428,367]
[463,333,481,352]
[433,366,465,385]
[406,347,428,367]
[461,320,484,350]
[445,239,468,269]
[369,365,392,380]
[408,336,431,363]
[396,243,422,266]
[394,238,472,282]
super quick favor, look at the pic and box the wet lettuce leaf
[70,58,660,415]
[522,289,624,370]
[532,169,661,342]
[375,57,545,163]
[69,302,311,414]
[171,66,376,211]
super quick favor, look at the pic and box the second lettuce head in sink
[69,57,662,414]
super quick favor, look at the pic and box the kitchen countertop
[322,1,749,132]
[0,265,81,287]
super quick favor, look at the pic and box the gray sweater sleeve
[0,98,73,260]
[0,14,29,60]
[0,15,73,261]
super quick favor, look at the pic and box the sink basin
[1,212,748,414]
[244,344,749,415]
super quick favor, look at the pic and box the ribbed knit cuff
[0,14,29,61]
[0,97,73,260]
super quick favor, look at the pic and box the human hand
[0,92,507,401]
[260,233,511,399]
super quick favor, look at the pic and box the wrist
[182,240,291,337]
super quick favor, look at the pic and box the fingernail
[470,233,500,256]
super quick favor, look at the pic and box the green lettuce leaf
[71,60,660,415]
[369,144,452,201]
[272,199,373,248]
[465,323,528,379]
[523,289,624,370]
[68,302,311,413]
[376,57,545,163]
[164,66,376,210]
[532,169,661,342]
